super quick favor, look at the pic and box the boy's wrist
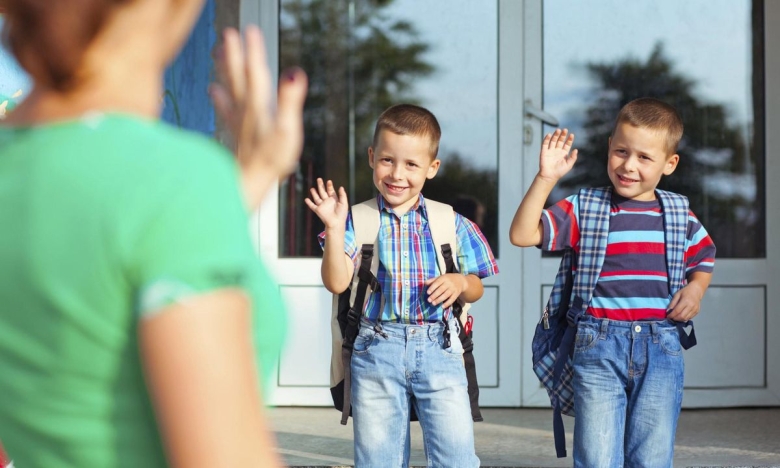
[324,224,346,237]
[535,172,560,186]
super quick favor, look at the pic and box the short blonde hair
[372,104,441,158]
[613,98,684,156]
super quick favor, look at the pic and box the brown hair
[372,104,442,158]
[612,97,684,156]
[1,0,128,91]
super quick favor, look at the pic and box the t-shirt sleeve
[540,194,580,252]
[318,211,358,265]
[454,213,499,278]
[129,143,259,318]
[684,210,716,277]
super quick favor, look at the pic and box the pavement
[268,407,780,467]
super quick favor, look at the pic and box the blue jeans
[572,316,684,468]
[350,319,479,468]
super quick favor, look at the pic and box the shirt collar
[376,193,428,219]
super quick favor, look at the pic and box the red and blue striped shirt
[541,193,716,321]
[320,194,499,324]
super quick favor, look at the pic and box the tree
[279,0,435,256]
[561,43,762,258]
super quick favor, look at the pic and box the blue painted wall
[0,17,31,110]
[162,0,217,135]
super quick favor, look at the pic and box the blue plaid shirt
[319,194,498,324]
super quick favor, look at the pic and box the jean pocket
[659,331,682,356]
[440,331,464,359]
[574,326,599,353]
[353,327,377,354]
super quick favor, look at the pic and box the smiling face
[368,129,441,215]
[607,123,680,201]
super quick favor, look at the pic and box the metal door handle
[524,99,560,127]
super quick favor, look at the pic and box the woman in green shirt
[0,1,307,467]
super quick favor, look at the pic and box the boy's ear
[663,153,680,175]
[426,158,441,179]
[368,147,375,168]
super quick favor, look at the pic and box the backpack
[329,197,483,425]
[531,186,698,458]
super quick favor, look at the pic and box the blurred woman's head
[1,0,206,91]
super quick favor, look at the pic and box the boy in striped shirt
[307,104,498,467]
[510,98,715,467]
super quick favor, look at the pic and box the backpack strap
[425,198,482,422]
[425,199,472,321]
[551,186,612,458]
[339,199,382,425]
[657,190,697,350]
[348,199,382,309]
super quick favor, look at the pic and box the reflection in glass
[279,0,498,257]
[543,0,765,258]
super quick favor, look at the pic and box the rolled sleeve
[454,214,498,278]
[318,212,359,264]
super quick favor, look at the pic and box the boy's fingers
[566,149,578,168]
[309,187,322,203]
[549,129,561,148]
[316,178,329,199]
[556,129,568,148]
[563,132,575,151]
[542,132,552,149]
[338,186,348,205]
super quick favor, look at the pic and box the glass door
[522,0,780,407]
[255,0,526,407]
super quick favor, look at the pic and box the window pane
[543,0,765,258]
[279,0,499,257]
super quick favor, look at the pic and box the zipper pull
[374,324,388,339]
[542,307,550,330]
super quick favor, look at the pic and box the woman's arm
[139,289,282,468]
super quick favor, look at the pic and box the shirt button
[410,329,416,335]
[634,325,642,333]
[404,280,410,286]
[403,252,409,257]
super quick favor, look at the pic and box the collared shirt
[319,194,498,324]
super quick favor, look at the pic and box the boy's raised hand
[538,129,578,182]
[305,178,349,229]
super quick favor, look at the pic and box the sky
[0,18,31,98]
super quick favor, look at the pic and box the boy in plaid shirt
[306,104,498,467]
[510,98,715,467]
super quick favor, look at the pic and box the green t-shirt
[0,114,287,467]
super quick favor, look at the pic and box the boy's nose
[391,166,404,180]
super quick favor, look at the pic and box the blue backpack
[531,186,697,458]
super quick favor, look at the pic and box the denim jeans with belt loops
[572,315,685,468]
[350,319,479,468]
